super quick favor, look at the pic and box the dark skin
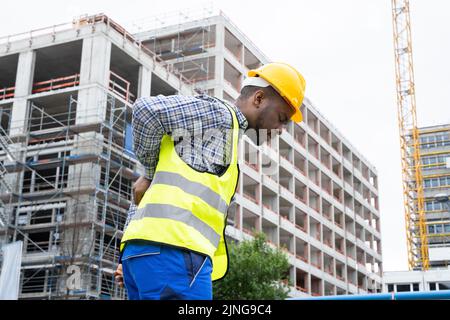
[114,90,295,287]
[235,88,295,138]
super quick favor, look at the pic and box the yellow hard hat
[247,62,306,123]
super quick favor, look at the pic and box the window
[427,224,450,234]
[412,283,419,291]
[445,224,450,233]
[439,282,450,290]
[425,201,444,212]
[420,133,450,149]
[424,176,450,188]
[396,284,411,292]
[387,284,394,292]
[429,282,437,291]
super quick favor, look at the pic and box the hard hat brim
[291,109,302,123]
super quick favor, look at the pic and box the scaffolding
[131,5,217,95]
[0,88,139,299]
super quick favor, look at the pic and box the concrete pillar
[10,50,36,136]
[70,35,112,189]
[4,50,36,197]
[66,35,112,253]
[77,35,112,124]
[214,23,225,99]
[137,65,152,98]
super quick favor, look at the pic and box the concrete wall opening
[33,40,83,95]
[0,53,19,100]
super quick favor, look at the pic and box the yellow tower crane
[391,0,429,270]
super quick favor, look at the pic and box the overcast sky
[1,0,449,271]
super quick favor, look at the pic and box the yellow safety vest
[120,101,240,281]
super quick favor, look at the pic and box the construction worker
[114,62,306,300]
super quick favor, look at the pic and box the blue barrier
[290,289,450,300]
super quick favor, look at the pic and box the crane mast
[391,0,429,270]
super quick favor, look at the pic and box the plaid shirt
[124,94,248,229]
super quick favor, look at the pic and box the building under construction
[0,10,383,299]
[0,14,193,299]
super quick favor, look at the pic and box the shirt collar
[197,94,249,131]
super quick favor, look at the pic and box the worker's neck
[234,98,254,131]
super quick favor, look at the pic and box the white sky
[1,0,449,271]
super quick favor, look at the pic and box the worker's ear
[253,90,264,108]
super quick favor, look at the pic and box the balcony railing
[311,261,322,270]
[324,268,334,276]
[336,274,345,282]
[244,160,259,172]
[109,71,136,103]
[32,74,80,94]
[242,227,255,236]
[296,285,307,293]
[295,223,307,233]
[11,71,136,104]
[243,192,259,204]
[295,194,307,204]
[324,239,333,248]
[0,86,15,100]
[280,214,292,223]
[262,204,277,215]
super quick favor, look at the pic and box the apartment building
[134,10,383,297]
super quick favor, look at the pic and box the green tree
[213,232,291,300]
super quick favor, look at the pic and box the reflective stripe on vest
[121,100,240,281]
[132,203,221,247]
[151,171,229,215]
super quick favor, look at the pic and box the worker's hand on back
[133,176,152,206]
[114,264,124,288]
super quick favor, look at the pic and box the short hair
[238,85,278,101]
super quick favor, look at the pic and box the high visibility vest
[120,101,240,281]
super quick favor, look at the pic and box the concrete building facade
[0,11,383,299]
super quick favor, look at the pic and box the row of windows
[427,223,450,234]
[387,283,419,292]
[430,282,450,291]
[420,133,450,149]
[421,153,450,165]
[387,281,450,292]
[423,176,450,188]
[425,200,446,212]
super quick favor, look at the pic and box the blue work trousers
[121,242,213,300]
